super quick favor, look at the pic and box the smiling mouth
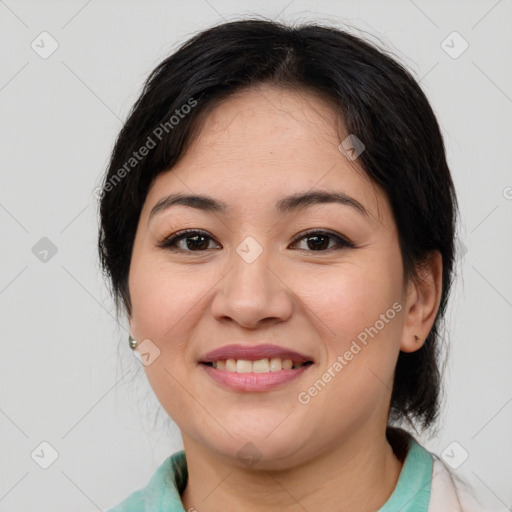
[200,358,314,373]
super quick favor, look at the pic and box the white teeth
[211,358,307,373]
[236,359,253,373]
[282,359,293,370]
[225,359,237,372]
[269,357,282,372]
[252,358,270,373]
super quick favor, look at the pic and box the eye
[157,228,354,254]
[157,229,221,252]
[289,229,354,252]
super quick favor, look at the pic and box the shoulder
[387,427,482,512]
[106,488,145,512]
[429,455,483,512]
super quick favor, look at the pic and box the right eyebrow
[148,193,229,224]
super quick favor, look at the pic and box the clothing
[106,438,481,512]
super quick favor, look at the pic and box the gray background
[1,0,511,510]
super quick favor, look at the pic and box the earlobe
[400,251,443,353]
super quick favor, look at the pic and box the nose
[210,249,294,329]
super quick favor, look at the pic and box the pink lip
[198,344,313,363]
[200,363,312,392]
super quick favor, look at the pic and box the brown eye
[290,230,354,252]
[157,229,354,254]
[157,230,221,252]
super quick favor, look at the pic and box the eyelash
[156,228,355,254]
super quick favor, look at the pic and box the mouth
[197,344,315,391]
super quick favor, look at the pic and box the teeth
[236,359,253,373]
[225,359,237,372]
[210,358,309,372]
[253,358,270,373]
[282,359,293,370]
[269,357,282,372]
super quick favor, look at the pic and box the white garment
[429,456,491,512]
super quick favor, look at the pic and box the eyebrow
[148,190,368,222]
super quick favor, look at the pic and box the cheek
[296,267,403,432]
[128,252,212,341]
[298,259,404,345]
[129,255,212,424]
[295,255,404,406]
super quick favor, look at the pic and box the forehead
[143,85,388,223]
[188,85,344,165]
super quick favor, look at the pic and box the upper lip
[199,344,314,363]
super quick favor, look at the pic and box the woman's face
[128,85,413,468]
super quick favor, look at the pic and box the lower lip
[200,363,312,392]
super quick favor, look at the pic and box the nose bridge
[233,240,273,296]
[210,236,293,328]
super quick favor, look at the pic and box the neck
[180,426,404,512]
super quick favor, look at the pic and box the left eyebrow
[275,190,368,216]
[148,189,368,224]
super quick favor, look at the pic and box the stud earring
[129,335,137,350]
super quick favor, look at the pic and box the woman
[99,18,480,512]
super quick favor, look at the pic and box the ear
[400,251,443,353]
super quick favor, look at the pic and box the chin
[204,430,308,471]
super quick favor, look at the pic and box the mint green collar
[143,450,188,511]
[378,438,433,511]
[108,438,432,512]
